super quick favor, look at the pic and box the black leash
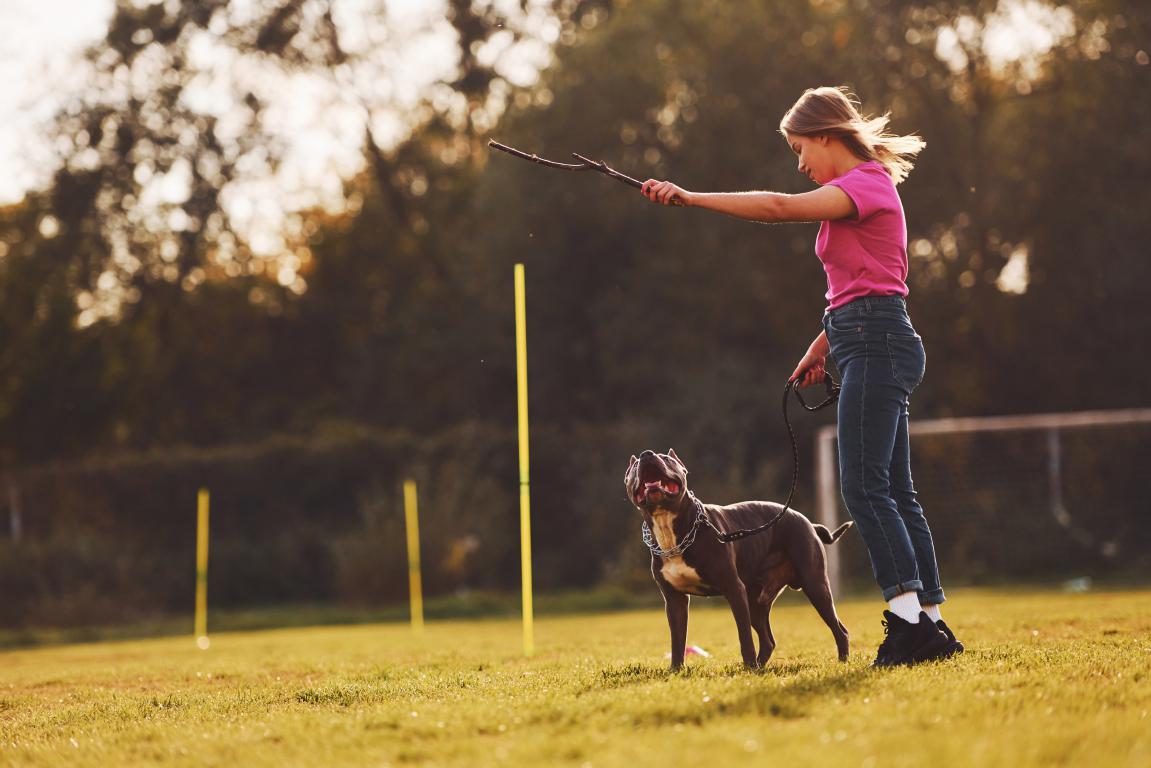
[644,373,842,559]
[641,373,841,556]
[781,373,842,512]
[704,373,841,544]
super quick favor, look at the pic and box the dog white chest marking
[651,508,709,594]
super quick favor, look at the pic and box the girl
[641,86,962,666]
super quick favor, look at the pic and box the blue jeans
[822,296,945,605]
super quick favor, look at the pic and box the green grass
[0,588,660,651]
[2,588,1149,767]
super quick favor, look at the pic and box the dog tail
[815,521,853,545]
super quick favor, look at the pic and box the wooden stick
[487,140,683,205]
[488,140,589,171]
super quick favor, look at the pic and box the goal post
[814,408,1151,597]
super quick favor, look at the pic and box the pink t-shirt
[815,160,909,310]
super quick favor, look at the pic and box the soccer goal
[813,408,1151,597]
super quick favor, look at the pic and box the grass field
[2,588,1149,767]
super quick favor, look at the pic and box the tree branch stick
[487,140,682,205]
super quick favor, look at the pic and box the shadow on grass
[588,657,851,690]
[584,658,874,724]
[588,660,777,691]
[650,665,873,724]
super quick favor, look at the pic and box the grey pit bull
[625,449,852,669]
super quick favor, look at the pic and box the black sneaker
[873,613,901,667]
[936,620,964,657]
[872,611,953,667]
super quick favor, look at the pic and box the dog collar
[641,492,790,555]
[641,498,707,558]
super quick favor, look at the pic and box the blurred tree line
[1,0,1148,625]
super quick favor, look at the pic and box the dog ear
[667,448,687,475]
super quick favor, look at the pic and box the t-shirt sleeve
[826,166,891,221]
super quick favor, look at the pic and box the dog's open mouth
[635,476,680,504]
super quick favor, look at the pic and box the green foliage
[0,0,1149,618]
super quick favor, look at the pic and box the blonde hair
[779,86,925,184]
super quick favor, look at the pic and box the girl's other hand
[790,350,827,388]
[641,179,691,206]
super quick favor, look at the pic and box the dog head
[625,449,690,514]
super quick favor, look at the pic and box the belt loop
[863,297,872,313]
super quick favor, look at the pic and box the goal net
[813,409,1151,596]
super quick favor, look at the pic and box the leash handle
[789,372,841,411]
[703,373,841,545]
[781,372,840,514]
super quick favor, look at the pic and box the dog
[625,449,852,669]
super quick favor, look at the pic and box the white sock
[921,604,942,623]
[888,592,921,623]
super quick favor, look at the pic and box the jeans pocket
[827,311,862,334]
[885,332,926,392]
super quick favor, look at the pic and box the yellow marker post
[403,479,425,635]
[514,263,534,656]
[195,488,210,650]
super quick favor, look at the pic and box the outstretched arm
[641,181,856,224]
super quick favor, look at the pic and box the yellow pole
[195,488,210,650]
[403,479,425,635]
[514,263,534,656]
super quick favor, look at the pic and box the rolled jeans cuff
[881,580,924,602]
[918,588,946,605]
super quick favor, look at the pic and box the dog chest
[649,508,679,551]
[660,557,711,595]
[649,508,713,595]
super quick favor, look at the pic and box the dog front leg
[723,582,759,669]
[663,588,689,670]
[748,595,776,666]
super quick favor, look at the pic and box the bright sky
[0,0,115,204]
[0,0,1076,275]
[0,0,557,210]
[0,0,556,322]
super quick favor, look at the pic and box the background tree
[0,0,1147,621]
